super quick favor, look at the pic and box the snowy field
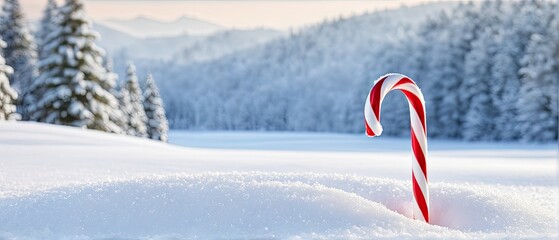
[0,122,557,239]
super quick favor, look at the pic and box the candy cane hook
[364,73,429,223]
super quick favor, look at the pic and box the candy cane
[364,73,429,223]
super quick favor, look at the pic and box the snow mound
[0,173,555,239]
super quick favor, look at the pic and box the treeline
[378,0,557,142]
[157,0,557,142]
[0,0,168,142]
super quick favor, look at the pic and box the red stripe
[411,130,427,179]
[412,172,429,222]
[401,90,426,133]
[365,119,375,136]
[392,77,414,88]
[370,77,387,121]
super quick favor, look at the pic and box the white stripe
[364,92,383,136]
[412,157,428,192]
[412,174,428,222]
[393,83,426,105]
[409,104,428,155]
[424,181,430,209]
[413,199,426,222]
[380,74,404,99]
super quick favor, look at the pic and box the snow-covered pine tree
[462,1,500,141]
[143,73,168,142]
[516,1,558,142]
[117,80,132,134]
[420,11,463,139]
[31,0,123,133]
[123,63,148,137]
[0,38,18,120]
[104,56,126,134]
[24,0,58,121]
[36,0,58,61]
[0,0,36,119]
[463,26,498,141]
[441,2,482,140]
[490,1,521,141]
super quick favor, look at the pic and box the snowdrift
[0,173,555,239]
[0,122,556,239]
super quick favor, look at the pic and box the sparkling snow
[0,122,556,239]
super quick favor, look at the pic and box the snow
[0,122,557,239]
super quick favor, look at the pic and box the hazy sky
[20,0,435,30]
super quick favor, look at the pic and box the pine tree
[0,0,36,119]
[143,73,168,142]
[24,0,58,121]
[31,0,122,133]
[123,63,148,137]
[0,39,18,120]
[117,80,133,134]
[36,0,58,61]
[421,11,464,139]
[490,1,521,141]
[462,1,501,141]
[516,2,558,142]
[449,2,482,139]
[463,26,498,141]
[105,56,126,133]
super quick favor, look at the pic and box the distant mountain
[93,22,283,62]
[174,29,285,64]
[119,34,204,60]
[93,22,139,54]
[101,16,225,38]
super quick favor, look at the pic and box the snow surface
[0,122,557,239]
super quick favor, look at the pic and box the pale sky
[20,0,435,30]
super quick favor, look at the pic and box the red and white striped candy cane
[364,73,429,223]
